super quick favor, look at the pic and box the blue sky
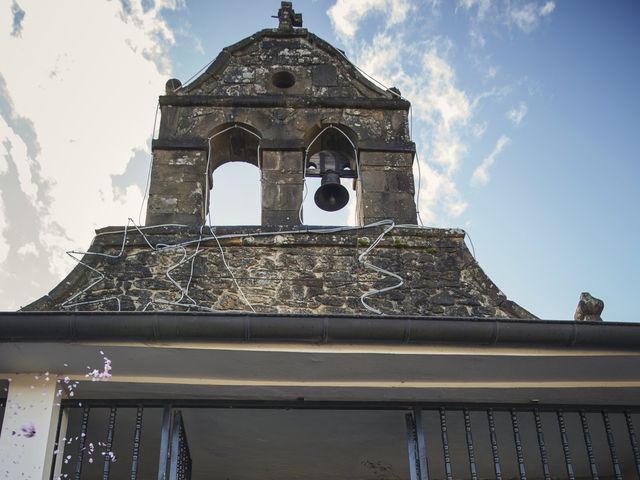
[0,0,638,321]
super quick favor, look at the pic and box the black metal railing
[0,397,6,429]
[51,400,640,480]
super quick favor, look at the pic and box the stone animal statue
[574,292,604,321]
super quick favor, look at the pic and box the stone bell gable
[20,3,535,319]
[183,29,397,100]
[147,6,418,227]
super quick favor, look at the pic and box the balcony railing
[51,400,640,480]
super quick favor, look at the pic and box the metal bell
[314,171,349,212]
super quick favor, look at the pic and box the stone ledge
[21,224,535,321]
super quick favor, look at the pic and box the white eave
[1,312,639,406]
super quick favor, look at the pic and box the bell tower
[146,2,418,227]
[23,2,536,320]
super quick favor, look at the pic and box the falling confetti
[86,356,112,381]
[20,422,36,438]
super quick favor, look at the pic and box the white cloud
[419,46,472,137]
[470,29,486,48]
[540,1,556,16]
[354,33,471,222]
[457,0,492,21]
[0,196,6,264]
[17,242,37,257]
[327,0,412,39]
[416,158,468,224]
[485,65,498,79]
[471,121,488,138]
[509,1,555,33]
[472,135,510,186]
[458,0,555,34]
[0,0,181,308]
[0,112,38,206]
[507,102,528,126]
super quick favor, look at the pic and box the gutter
[0,312,639,350]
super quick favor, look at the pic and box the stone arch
[207,122,262,175]
[206,123,262,222]
[304,123,358,176]
[300,124,360,224]
[209,162,261,225]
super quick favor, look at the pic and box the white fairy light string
[57,218,441,315]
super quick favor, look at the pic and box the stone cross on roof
[276,1,303,30]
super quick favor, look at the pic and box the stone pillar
[261,150,304,226]
[0,374,61,479]
[145,149,208,225]
[356,151,417,225]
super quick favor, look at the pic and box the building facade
[1,4,639,479]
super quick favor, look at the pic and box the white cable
[60,220,423,315]
[208,226,256,313]
[356,220,404,314]
[335,49,406,101]
[305,124,357,156]
[338,49,421,228]
[409,106,424,227]
[142,299,250,314]
[164,246,195,305]
[464,229,477,260]
[138,103,160,226]
[60,254,107,309]
[414,149,424,227]
[94,223,191,238]
[298,178,308,225]
[62,297,121,311]
[60,219,139,309]
[146,224,204,310]
[174,57,217,92]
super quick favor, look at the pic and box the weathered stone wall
[23,226,535,319]
[146,149,208,225]
[187,30,394,100]
[147,27,418,227]
[261,150,304,226]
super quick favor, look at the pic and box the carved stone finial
[574,292,604,321]
[165,78,182,94]
[277,1,303,30]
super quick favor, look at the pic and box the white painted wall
[0,374,61,480]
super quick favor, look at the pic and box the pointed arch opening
[206,123,262,226]
[301,124,359,226]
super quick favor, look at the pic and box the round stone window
[272,71,296,89]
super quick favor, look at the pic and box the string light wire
[66,60,425,313]
[58,219,438,315]
[138,102,161,225]
[208,226,256,313]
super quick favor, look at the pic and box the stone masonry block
[261,182,303,210]
[360,168,415,194]
[261,171,304,184]
[262,209,300,226]
[146,149,208,226]
[359,191,417,225]
[146,195,178,213]
[153,150,207,167]
[261,150,304,172]
[359,151,414,168]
